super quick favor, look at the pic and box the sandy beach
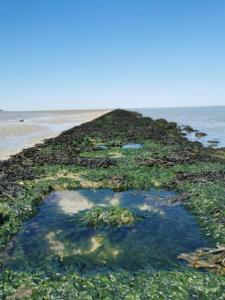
[0,110,109,161]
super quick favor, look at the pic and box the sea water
[135,106,225,147]
[3,189,213,274]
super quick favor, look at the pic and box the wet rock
[96,144,108,150]
[183,125,195,133]
[170,170,225,186]
[219,217,225,225]
[178,246,225,275]
[138,151,212,168]
[195,132,207,138]
[0,213,5,225]
[76,157,116,168]
[107,140,123,147]
[208,140,219,147]
[168,192,191,204]
[0,212,8,226]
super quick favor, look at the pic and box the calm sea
[0,106,225,159]
[134,106,225,148]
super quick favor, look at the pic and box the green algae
[1,269,225,300]
[77,206,137,227]
[0,109,225,299]
[3,189,212,275]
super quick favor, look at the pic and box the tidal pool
[4,189,213,274]
[122,143,143,149]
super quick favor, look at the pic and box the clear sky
[0,0,225,111]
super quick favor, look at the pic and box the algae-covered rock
[77,206,138,227]
[195,132,207,138]
[178,246,225,275]
[0,213,5,226]
[183,125,195,133]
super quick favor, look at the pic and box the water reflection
[122,143,143,149]
[4,189,213,274]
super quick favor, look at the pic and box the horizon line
[1,104,225,112]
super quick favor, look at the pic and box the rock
[208,140,219,145]
[0,213,5,225]
[19,119,24,122]
[178,246,225,275]
[96,144,108,150]
[195,132,207,138]
[219,217,225,225]
[0,212,8,226]
[183,125,195,133]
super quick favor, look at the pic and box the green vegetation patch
[1,269,225,300]
[1,109,225,298]
[77,206,138,227]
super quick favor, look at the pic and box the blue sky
[0,0,225,110]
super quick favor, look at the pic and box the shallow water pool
[122,143,143,149]
[4,189,213,274]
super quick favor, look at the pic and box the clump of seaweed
[77,206,138,227]
[178,246,225,275]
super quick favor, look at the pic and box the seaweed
[77,206,138,227]
[0,109,225,298]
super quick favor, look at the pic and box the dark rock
[169,170,225,187]
[138,150,213,168]
[219,217,225,225]
[195,132,207,138]
[169,192,191,204]
[183,125,195,133]
[208,140,219,145]
[0,213,8,226]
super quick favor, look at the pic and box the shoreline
[0,109,224,298]
[0,109,110,160]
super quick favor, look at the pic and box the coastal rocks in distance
[195,132,207,138]
[182,125,196,133]
[19,119,24,122]
[208,140,219,146]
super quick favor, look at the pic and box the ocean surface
[134,106,225,148]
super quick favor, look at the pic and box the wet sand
[0,110,109,160]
